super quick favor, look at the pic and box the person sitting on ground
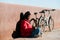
[12,12,24,38]
[20,11,42,37]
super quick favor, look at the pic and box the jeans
[31,27,42,37]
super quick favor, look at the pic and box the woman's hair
[24,11,31,20]
[20,12,24,20]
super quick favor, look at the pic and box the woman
[15,12,24,37]
[12,12,24,38]
[20,11,41,37]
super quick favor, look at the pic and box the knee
[35,28,40,33]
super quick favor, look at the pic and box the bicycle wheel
[48,17,54,31]
[30,18,37,27]
[39,17,45,32]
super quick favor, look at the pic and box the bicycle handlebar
[39,10,45,13]
[39,9,55,14]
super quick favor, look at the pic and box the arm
[21,20,34,32]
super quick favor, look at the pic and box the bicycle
[30,12,39,27]
[30,9,55,32]
[39,9,55,32]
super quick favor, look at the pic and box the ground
[11,28,60,40]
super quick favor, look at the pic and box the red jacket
[20,19,33,37]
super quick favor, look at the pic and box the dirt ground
[12,28,60,40]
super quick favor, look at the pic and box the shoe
[34,35,39,38]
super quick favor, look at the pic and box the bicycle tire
[38,16,45,32]
[48,16,54,31]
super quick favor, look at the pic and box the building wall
[0,3,60,40]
